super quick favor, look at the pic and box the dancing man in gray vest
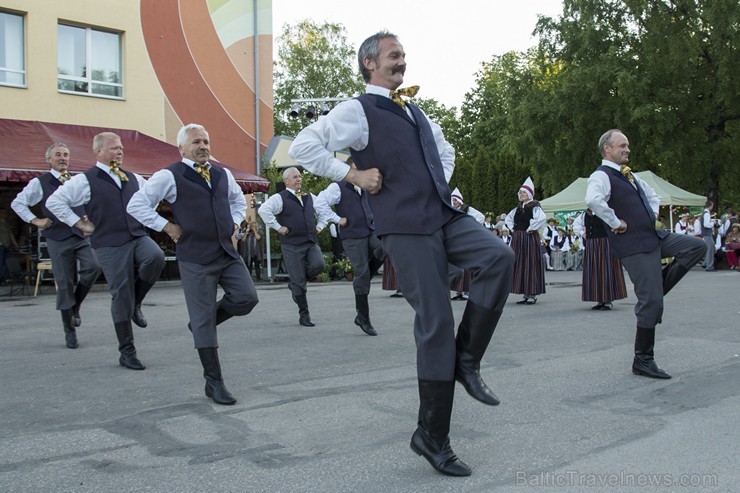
[47,132,165,370]
[127,123,258,405]
[289,31,515,477]
[258,167,327,327]
[586,129,706,380]
[11,143,101,349]
[314,158,386,336]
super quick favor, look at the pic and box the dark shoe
[114,321,145,370]
[525,297,537,304]
[601,302,613,310]
[198,347,236,405]
[72,307,81,328]
[410,427,471,477]
[205,377,237,405]
[390,291,403,298]
[591,303,605,310]
[293,293,315,327]
[61,309,78,349]
[354,313,377,336]
[455,302,502,406]
[72,282,93,328]
[412,379,472,477]
[119,353,146,370]
[451,293,464,301]
[515,297,528,304]
[132,304,148,328]
[632,327,671,379]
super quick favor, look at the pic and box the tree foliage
[273,20,364,137]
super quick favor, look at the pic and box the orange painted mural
[140,0,273,174]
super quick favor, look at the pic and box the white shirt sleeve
[572,213,586,237]
[504,208,516,230]
[528,205,546,232]
[125,169,177,232]
[585,170,620,229]
[225,168,247,226]
[45,173,92,227]
[634,175,660,217]
[289,99,367,182]
[257,193,285,232]
[466,205,485,225]
[314,183,342,230]
[11,178,44,223]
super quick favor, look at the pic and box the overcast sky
[272,0,564,109]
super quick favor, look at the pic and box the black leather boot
[410,379,472,477]
[132,280,155,328]
[114,321,145,370]
[662,261,690,296]
[354,294,377,336]
[455,302,502,405]
[632,327,671,379]
[293,293,315,327]
[61,308,78,349]
[368,256,385,278]
[72,282,94,328]
[198,347,237,405]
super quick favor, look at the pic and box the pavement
[0,267,739,492]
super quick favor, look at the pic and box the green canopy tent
[539,171,707,230]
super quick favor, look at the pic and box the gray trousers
[619,233,706,329]
[46,236,101,310]
[703,235,715,269]
[95,236,165,324]
[342,233,384,296]
[280,242,325,297]
[381,214,515,381]
[179,253,258,348]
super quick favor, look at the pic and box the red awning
[0,118,269,192]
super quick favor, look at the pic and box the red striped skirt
[511,230,546,296]
[581,237,628,302]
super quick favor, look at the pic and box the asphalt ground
[1,267,739,492]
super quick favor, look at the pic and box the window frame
[57,22,124,100]
[0,9,27,89]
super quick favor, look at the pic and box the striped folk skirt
[511,230,546,296]
[581,237,628,303]
[382,256,400,291]
[452,270,472,293]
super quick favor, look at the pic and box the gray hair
[92,132,120,151]
[282,167,298,180]
[45,142,69,160]
[177,124,207,146]
[598,129,623,157]
[357,30,398,82]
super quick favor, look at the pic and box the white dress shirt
[314,182,346,230]
[504,201,546,233]
[288,84,455,184]
[11,169,67,223]
[585,160,660,229]
[125,159,247,232]
[257,189,324,232]
[46,162,147,227]
[572,213,586,238]
[463,205,486,225]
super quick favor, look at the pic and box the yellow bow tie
[109,161,129,182]
[620,165,635,183]
[389,85,420,108]
[59,172,72,184]
[195,163,211,182]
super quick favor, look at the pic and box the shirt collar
[601,159,621,170]
[181,157,210,170]
[366,84,393,99]
[49,169,63,179]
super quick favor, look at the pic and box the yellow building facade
[0,0,273,174]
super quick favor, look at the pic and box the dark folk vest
[84,167,146,248]
[38,173,85,241]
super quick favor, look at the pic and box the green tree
[273,20,364,137]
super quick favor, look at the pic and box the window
[0,11,25,87]
[57,24,122,98]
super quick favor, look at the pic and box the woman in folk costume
[449,188,483,300]
[549,226,570,270]
[505,177,546,304]
[573,209,628,310]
